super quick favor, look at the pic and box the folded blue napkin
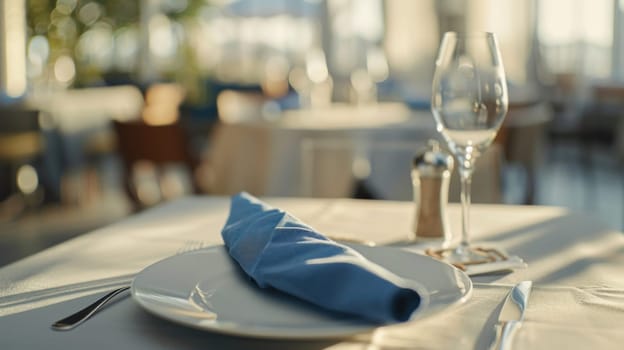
[221,192,421,324]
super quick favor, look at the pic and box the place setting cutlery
[489,281,533,350]
[48,192,471,343]
[49,219,520,335]
[50,285,130,331]
[47,190,525,346]
[50,239,206,331]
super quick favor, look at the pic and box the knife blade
[490,281,533,350]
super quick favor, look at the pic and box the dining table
[1,195,623,349]
[208,102,505,203]
[208,102,437,199]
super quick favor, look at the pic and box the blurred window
[537,0,614,79]
[384,0,438,82]
[466,0,534,84]
[384,0,536,87]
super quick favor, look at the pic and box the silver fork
[50,240,206,331]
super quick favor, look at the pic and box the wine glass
[431,32,508,263]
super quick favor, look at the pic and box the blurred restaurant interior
[1,0,624,265]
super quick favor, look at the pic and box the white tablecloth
[211,103,443,199]
[1,196,623,349]
[208,103,505,202]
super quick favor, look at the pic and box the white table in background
[209,102,504,202]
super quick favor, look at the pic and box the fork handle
[51,286,130,331]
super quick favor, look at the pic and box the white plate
[131,244,472,339]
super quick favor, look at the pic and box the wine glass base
[425,246,508,270]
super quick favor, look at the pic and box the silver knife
[490,281,533,350]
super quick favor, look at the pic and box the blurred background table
[209,101,508,203]
[210,102,433,198]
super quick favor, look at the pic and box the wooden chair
[112,120,199,210]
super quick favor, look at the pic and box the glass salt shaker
[410,139,454,246]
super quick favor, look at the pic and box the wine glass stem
[457,164,474,255]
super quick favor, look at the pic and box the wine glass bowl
[431,32,508,263]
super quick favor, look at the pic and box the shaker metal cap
[412,139,454,176]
